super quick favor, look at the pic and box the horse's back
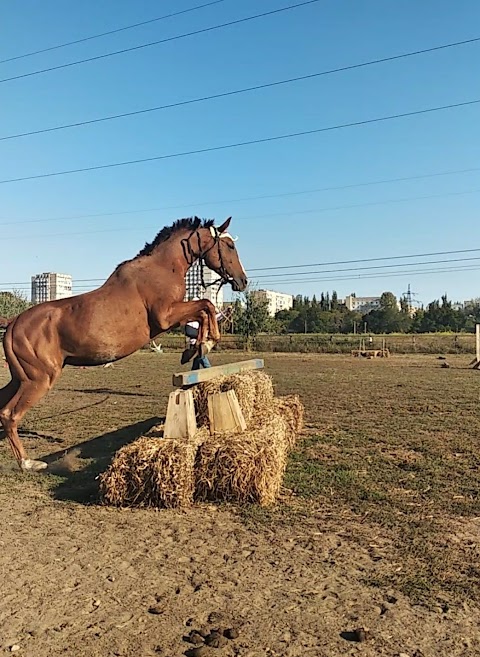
[9,287,150,364]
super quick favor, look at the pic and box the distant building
[250,289,294,317]
[344,294,382,313]
[184,260,224,308]
[31,272,72,304]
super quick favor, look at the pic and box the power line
[0,0,322,84]
[2,35,479,142]
[248,247,480,272]
[2,185,480,237]
[253,256,480,280]
[0,1,229,65]
[1,166,478,227]
[1,98,479,186]
[2,251,480,289]
[232,187,480,222]
[255,263,480,286]
[5,263,480,294]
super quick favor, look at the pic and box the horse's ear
[217,217,232,234]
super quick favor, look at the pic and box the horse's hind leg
[0,379,19,443]
[0,379,19,410]
[0,374,58,472]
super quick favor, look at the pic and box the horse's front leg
[162,299,220,348]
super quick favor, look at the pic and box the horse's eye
[227,242,235,250]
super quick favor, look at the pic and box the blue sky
[1,0,479,306]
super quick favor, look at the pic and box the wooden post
[473,324,480,370]
[207,390,247,434]
[164,389,197,440]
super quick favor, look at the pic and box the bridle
[181,225,235,295]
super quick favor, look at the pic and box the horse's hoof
[200,340,215,357]
[21,458,48,472]
[181,346,197,365]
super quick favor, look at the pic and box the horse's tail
[0,318,21,410]
[2,316,24,378]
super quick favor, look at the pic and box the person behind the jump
[182,301,232,370]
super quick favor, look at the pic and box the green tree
[399,295,410,315]
[0,290,31,319]
[364,292,412,333]
[380,291,398,310]
[331,290,339,310]
[293,294,303,309]
[234,291,270,346]
[275,308,300,333]
[413,295,465,332]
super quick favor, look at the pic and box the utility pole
[402,283,419,314]
[472,324,480,369]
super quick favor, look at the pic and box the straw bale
[194,412,288,506]
[192,370,274,427]
[100,429,208,508]
[273,395,304,447]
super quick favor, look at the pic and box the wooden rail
[172,358,264,387]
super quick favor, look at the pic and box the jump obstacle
[100,358,304,508]
[351,338,390,359]
[164,359,264,439]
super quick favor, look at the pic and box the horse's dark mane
[137,217,214,257]
[116,217,214,269]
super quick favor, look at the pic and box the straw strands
[194,413,289,506]
[192,370,273,427]
[100,430,207,508]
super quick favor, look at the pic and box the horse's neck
[152,228,210,273]
[112,228,210,283]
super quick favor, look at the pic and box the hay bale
[100,430,207,508]
[252,370,275,419]
[273,395,304,447]
[194,413,288,506]
[192,370,274,427]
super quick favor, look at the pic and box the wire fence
[1,330,475,357]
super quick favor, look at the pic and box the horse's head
[203,217,248,292]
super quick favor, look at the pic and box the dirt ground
[1,352,479,656]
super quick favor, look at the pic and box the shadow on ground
[43,417,162,504]
[59,387,156,398]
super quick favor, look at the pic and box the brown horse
[0,316,10,329]
[0,216,247,472]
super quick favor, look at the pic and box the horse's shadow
[60,387,155,398]
[44,417,162,504]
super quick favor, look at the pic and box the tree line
[230,291,480,338]
[2,289,479,338]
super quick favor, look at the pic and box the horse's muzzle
[231,276,248,292]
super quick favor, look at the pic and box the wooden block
[207,390,247,435]
[173,358,264,387]
[164,389,197,441]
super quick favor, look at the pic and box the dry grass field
[1,351,479,656]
